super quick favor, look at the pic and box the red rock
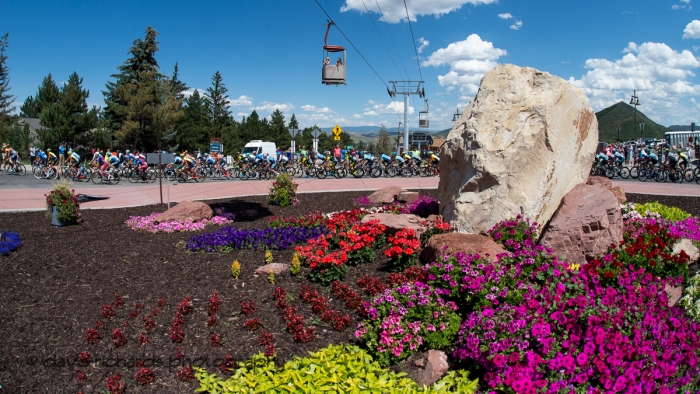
[421,233,507,264]
[416,350,449,387]
[254,263,290,276]
[397,191,419,203]
[368,185,402,204]
[155,201,213,223]
[587,176,626,204]
[539,183,623,265]
[361,213,426,238]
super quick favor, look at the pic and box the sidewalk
[0,177,697,212]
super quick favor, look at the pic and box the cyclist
[678,149,689,172]
[612,149,625,165]
[264,153,277,174]
[47,149,58,170]
[67,149,81,167]
[663,149,678,172]
[380,151,392,165]
[37,149,47,166]
[595,152,608,166]
[410,147,422,166]
[107,151,120,169]
[430,151,440,166]
[7,146,18,166]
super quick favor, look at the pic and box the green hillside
[595,102,667,142]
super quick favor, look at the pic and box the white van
[241,140,277,157]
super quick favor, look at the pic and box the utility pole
[388,81,424,152]
[629,90,640,141]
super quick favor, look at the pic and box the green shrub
[634,202,691,222]
[268,173,298,207]
[193,344,479,393]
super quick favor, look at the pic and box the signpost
[332,124,342,141]
[147,153,175,206]
[288,128,299,154]
[311,128,322,153]
[209,142,223,154]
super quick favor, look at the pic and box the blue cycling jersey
[381,154,391,162]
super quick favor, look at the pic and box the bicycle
[4,161,26,176]
[92,167,121,185]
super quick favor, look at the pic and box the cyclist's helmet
[391,151,396,156]
[179,154,184,157]
[47,148,52,152]
[359,151,364,155]
[126,150,130,154]
[678,149,682,153]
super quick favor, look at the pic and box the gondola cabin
[322,22,346,86]
[418,99,429,128]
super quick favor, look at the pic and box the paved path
[0,176,697,212]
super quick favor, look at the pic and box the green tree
[295,127,314,152]
[177,89,211,152]
[20,74,60,118]
[288,113,299,130]
[206,71,231,138]
[37,72,99,149]
[6,121,30,159]
[0,33,16,139]
[269,109,291,150]
[367,142,376,155]
[102,26,162,144]
[377,124,392,154]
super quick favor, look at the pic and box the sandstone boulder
[587,176,626,204]
[397,191,420,203]
[415,350,449,387]
[254,263,290,277]
[361,213,426,238]
[664,283,684,308]
[421,232,507,264]
[438,64,598,234]
[156,201,213,223]
[368,185,402,204]
[539,183,623,265]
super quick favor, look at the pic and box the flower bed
[185,225,327,252]
[125,212,233,233]
[0,230,22,256]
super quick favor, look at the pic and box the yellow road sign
[333,136,341,141]
[332,125,342,136]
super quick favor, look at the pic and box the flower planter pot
[50,207,71,227]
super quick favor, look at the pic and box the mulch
[0,189,696,393]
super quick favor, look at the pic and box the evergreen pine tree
[0,32,16,138]
[206,71,231,138]
[178,89,211,152]
[269,109,291,149]
[20,74,60,118]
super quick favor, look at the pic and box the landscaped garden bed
[0,190,699,393]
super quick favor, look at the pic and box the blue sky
[3,0,700,131]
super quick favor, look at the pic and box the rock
[665,283,684,307]
[539,183,623,265]
[672,238,700,263]
[438,64,598,234]
[254,263,290,276]
[361,213,426,238]
[397,191,420,203]
[421,233,507,264]
[414,358,425,368]
[368,185,402,204]
[416,350,449,387]
[587,176,626,204]
[155,201,213,223]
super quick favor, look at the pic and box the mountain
[595,102,667,142]
[668,124,699,131]
[318,126,449,144]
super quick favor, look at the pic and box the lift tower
[388,80,424,152]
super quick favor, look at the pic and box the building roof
[430,138,446,147]
[18,117,44,131]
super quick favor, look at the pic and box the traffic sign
[312,129,322,139]
[333,136,341,141]
[333,124,342,136]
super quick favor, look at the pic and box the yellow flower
[290,252,301,276]
[231,260,241,280]
[265,250,273,264]
[568,263,580,271]
[268,269,275,285]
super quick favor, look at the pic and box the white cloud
[340,0,497,23]
[684,20,700,38]
[568,41,700,125]
[353,114,363,118]
[422,34,507,95]
[301,104,331,113]
[229,95,253,107]
[364,101,413,116]
[510,20,522,30]
[417,37,429,53]
[673,4,692,10]
[182,88,206,98]
[253,101,295,113]
[498,13,513,19]
[236,112,248,119]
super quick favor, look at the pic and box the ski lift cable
[360,0,406,81]
[313,0,389,89]
[373,0,411,81]
[403,0,424,82]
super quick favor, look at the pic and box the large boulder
[587,176,626,204]
[421,233,507,264]
[368,185,402,204]
[361,213,426,238]
[155,201,213,224]
[438,64,598,234]
[414,350,449,387]
[539,183,623,265]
